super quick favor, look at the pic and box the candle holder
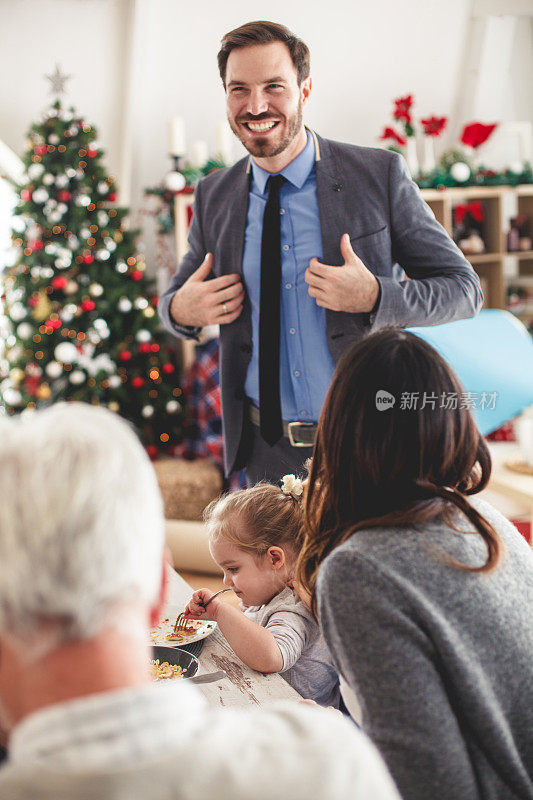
[170,154,184,171]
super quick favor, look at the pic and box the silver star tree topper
[45,64,71,97]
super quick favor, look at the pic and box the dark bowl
[151,646,199,679]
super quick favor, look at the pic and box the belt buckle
[287,421,315,448]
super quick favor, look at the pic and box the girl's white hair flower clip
[281,474,304,498]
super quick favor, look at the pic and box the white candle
[189,140,209,169]
[214,121,234,164]
[168,117,186,156]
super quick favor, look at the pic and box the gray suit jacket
[159,131,483,475]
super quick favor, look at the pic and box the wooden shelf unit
[420,185,533,314]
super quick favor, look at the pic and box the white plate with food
[150,606,217,647]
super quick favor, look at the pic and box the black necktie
[259,174,284,446]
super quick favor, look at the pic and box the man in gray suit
[159,21,482,484]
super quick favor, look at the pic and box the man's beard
[229,101,303,158]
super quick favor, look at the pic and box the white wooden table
[487,442,533,541]
[166,569,301,707]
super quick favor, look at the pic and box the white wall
[1,0,532,274]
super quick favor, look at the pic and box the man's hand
[170,253,244,327]
[305,234,380,313]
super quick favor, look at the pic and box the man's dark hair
[217,21,310,88]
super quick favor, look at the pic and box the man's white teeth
[246,121,277,132]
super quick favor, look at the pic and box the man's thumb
[340,233,357,264]
[190,253,213,281]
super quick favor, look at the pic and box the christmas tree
[0,77,184,458]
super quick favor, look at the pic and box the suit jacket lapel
[314,134,346,267]
[230,158,252,278]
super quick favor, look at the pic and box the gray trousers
[244,422,314,485]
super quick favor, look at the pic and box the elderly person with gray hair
[0,403,400,800]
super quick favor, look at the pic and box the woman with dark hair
[297,327,533,800]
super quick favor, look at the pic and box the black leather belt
[248,404,316,448]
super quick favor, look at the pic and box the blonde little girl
[184,476,340,707]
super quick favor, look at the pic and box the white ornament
[40,267,54,279]
[80,227,91,239]
[7,346,22,363]
[54,342,78,363]
[76,194,91,207]
[75,169,84,180]
[47,211,62,223]
[67,235,79,250]
[28,163,44,180]
[60,303,78,322]
[17,322,33,339]
[48,133,60,145]
[97,212,109,226]
[57,203,68,215]
[66,167,77,178]
[45,361,63,379]
[509,161,524,175]
[450,162,471,183]
[45,243,58,255]
[104,237,116,251]
[116,262,128,274]
[134,297,148,310]
[118,297,132,312]
[9,303,27,322]
[97,181,109,194]
[164,171,186,192]
[93,319,109,338]
[89,283,104,297]
[166,400,181,414]
[142,405,154,418]
[96,249,110,261]
[32,188,49,204]
[55,174,69,188]
[69,370,86,385]
[135,329,151,342]
[108,375,122,388]
[55,256,71,270]
[42,173,55,186]
[2,388,22,406]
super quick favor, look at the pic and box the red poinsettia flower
[393,95,413,123]
[460,122,497,149]
[380,127,407,147]
[468,200,484,222]
[421,116,447,137]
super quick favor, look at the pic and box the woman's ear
[267,546,286,571]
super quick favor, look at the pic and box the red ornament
[379,127,407,147]
[119,350,132,361]
[151,296,159,308]
[150,343,160,353]
[460,122,497,149]
[393,95,413,123]
[32,240,44,251]
[82,253,94,264]
[52,276,68,290]
[87,149,97,158]
[146,445,159,460]
[80,299,95,312]
[34,145,47,156]
[421,116,447,137]
[21,189,32,201]
[45,318,62,330]
[139,343,151,354]
[58,190,71,202]
[108,192,117,201]
[162,363,175,374]
[130,270,143,281]
[28,294,39,308]
[131,376,144,388]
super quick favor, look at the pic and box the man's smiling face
[225,41,311,164]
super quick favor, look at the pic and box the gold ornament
[143,307,155,318]
[108,401,120,412]
[36,383,52,400]
[31,290,53,322]
[10,368,25,383]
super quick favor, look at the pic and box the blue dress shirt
[243,131,335,423]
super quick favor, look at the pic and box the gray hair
[0,403,165,647]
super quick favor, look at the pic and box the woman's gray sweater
[317,497,533,800]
